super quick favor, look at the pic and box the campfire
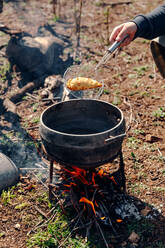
[48,164,127,246]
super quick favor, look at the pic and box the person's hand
[109,22,137,47]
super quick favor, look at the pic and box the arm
[110,4,165,46]
[133,4,165,39]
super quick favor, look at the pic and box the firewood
[9,77,45,103]
[3,98,17,114]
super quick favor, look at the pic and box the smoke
[3,0,48,35]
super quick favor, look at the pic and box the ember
[50,165,126,246]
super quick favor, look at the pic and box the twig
[34,205,48,219]
[85,221,93,241]
[58,210,83,248]
[157,148,162,156]
[26,92,38,100]
[0,51,6,56]
[92,188,98,202]
[26,126,39,130]
[31,171,64,211]
[41,97,61,102]
[155,179,165,186]
[99,202,117,234]
[95,219,109,248]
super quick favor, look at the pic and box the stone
[44,75,63,91]
[6,34,65,79]
[14,223,21,230]
[128,232,140,243]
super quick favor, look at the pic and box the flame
[70,182,77,187]
[64,182,77,188]
[95,200,99,207]
[92,172,96,185]
[116,219,123,223]
[62,189,69,193]
[64,167,91,185]
[79,197,96,215]
[98,169,104,177]
[72,166,87,176]
[100,216,105,220]
[63,184,71,188]
[110,176,117,185]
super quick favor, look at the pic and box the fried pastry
[66,77,102,91]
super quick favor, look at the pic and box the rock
[2,218,8,223]
[14,223,21,230]
[41,89,49,98]
[6,34,65,79]
[44,75,63,91]
[0,232,5,238]
[128,232,140,243]
[145,134,162,143]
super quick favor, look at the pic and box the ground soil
[0,0,164,248]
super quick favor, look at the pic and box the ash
[114,194,141,221]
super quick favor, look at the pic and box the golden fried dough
[66,77,102,91]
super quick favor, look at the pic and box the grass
[15,202,30,210]
[133,129,145,135]
[30,116,40,124]
[1,186,16,206]
[127,137,141,149]
[0,62,10,82]
[152,107,165,120]
[112,95,121,105]
[32,103,39,112]
[27,206,93,248]
[133,65,150,77]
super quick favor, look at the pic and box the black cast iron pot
[39,99,126,169]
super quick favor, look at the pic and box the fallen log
[10,77,45,103]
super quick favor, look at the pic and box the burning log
[51,166,124,234]
[46,164,133,247]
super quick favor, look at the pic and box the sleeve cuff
[131,15,152,39]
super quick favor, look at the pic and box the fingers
[109,24,124,43]
[109,22,137,47]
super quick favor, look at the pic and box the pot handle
[104,133,126,144]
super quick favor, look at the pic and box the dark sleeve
[132,4,165,40]
[0,0,3,13]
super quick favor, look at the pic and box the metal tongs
[95,34,129,70]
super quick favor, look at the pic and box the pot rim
[39,99,125,137]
